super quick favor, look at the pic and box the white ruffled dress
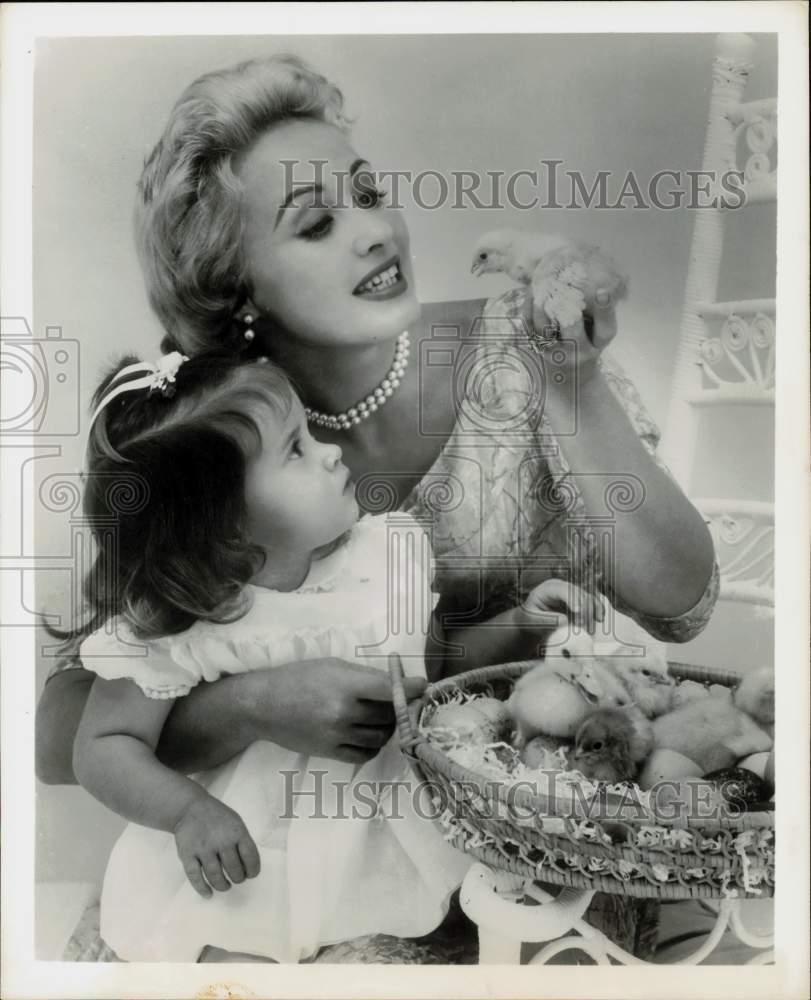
[79,512,471,963]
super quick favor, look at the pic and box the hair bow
[89,351,189,427]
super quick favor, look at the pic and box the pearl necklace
[305,331,410,431]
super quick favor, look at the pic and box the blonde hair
[136,55,351,354]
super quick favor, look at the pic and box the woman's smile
[353,256,409,300]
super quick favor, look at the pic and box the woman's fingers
[349,724,393,749]
[587,288,618,350]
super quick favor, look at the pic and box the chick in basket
[431,578,605,750]
[571,707,654,783]
[508,598,674,753]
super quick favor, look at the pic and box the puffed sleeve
[79,620,206,700]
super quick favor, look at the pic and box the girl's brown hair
[61,353,296,648]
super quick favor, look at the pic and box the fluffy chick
[609,659,675,719]
[733,667,775,739]
[652,699,773,773]
[471,232,628,330]
[572,707,654,784]
[470,229,559,283]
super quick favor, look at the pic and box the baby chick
[471,232,628,330]
[652,699,773,774]
[733,666,775,739]
[609,658,675,719]
[572,707,654,784]
[470,229,560,283]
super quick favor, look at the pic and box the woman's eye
[641,669,651,677]
[592,741,603,752]
[290,438,303,458]
[300,215,333,241]
[354,184,387,210]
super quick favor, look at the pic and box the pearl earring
[243,313,255,343]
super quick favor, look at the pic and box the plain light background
[33,34,776,891]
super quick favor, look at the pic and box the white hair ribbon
[89,351,189,427]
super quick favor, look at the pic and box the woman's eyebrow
[274,184,324,230]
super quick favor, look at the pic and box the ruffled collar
[248,515,385,598]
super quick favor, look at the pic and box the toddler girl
[69,350,597,963]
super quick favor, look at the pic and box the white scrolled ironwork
[726,98,777,203]
[662,32,757,487]
[694,498,774,608]
[697,311,775,395]
[459,863,774,966]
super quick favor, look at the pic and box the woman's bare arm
[540,302,715,620]
[36,658,426,785]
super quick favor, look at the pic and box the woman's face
[236,119,421,348]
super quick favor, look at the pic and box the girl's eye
[300,215,333,241]
[592,741,603,752]
[290,438,303,458]
[641,669,651,677]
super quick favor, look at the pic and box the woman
[37,54,717,962]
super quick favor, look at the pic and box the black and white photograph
[1,3,808,998]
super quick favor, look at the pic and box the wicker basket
[390,658,774,900]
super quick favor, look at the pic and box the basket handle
[388,652,420,752]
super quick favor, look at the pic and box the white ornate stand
[459,863,774,966]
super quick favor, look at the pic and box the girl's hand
[245,659,427,765]
[517,579,605,635]
[174,796,261,898]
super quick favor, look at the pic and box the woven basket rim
[409,660,774,832]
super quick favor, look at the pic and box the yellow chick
[733,667,775,739]
[470,232,628,330]
[652,699,773,774]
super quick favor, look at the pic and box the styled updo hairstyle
[66,355,296,645]
[136,55,351,356]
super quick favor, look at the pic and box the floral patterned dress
[398,287,719,642]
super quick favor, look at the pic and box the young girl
[70,349,600,964]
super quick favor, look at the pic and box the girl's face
[235,119,421,348]
[244,397,359,557]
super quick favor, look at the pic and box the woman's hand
[242,658,427,765]
[517,579,605,636]
[522,244,625,368]
[174,795,261,898]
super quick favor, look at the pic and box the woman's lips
[353,256,408,300]
[354,272,408,301]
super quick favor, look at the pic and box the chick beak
[471,260,483,276]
